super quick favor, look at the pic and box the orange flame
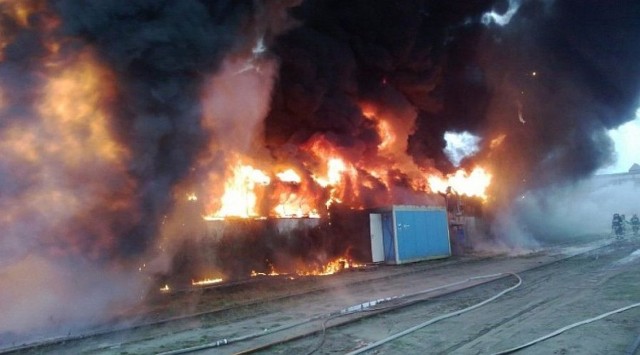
[272,169,321,218]
[296,257,362,276]
[251,262,280,277]
[191,277,223,286]
[363,108,396,151]
[204,160,270,219]
[197,107,493,221]
[427,167,492,199]
[249,257,362,278]
[273,195,320,218]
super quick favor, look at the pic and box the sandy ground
[6,234,630,354]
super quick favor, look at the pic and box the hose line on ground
[158,272,516,355]
[492,302,640,355]
[346,272,522,355]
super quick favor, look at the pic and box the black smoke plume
[53,0,260,257]
[2,0,640,345]
[265,0,640,201]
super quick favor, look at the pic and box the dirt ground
[8,234,639,355]
[263,239,640,355]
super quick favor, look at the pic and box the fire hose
[344,274,640,355]
[346,272,522,355]
[157,272,520,355]
[491,302,640,354]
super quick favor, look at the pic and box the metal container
[369,205,450,264]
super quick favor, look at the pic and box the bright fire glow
[198,104,494,221]
[272,168,320,218]
[160,284,171,292]
[205,161,270,219]
[249,257,362,278]
[376,119,396,150]
[192,277,224,286]
[314,158,347,188]
[297,257,362,276]
[273,195,320,218]
[428,167,492,199]
[251,263,280,276]
[361,105,398,152]
[186,193,198,201]
[276,169,301,183]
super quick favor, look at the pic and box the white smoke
[481,0,522,26]
[598,107,640,174]
[443,131,481,167]
[496,173,640,248]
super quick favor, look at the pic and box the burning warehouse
[2,0,640,348]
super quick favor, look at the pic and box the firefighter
[631,214,640,236]
[612,213,624,239]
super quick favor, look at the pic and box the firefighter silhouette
[612,213,624,239]
[631,214,640,236]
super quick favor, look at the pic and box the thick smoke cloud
[52,0,260,256]
[266,0,640,201]
[265,0,496,174]
[0,0,293,343]
[2,0,640,345]
[479,0,640,200]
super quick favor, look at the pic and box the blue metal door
[381,212,395,262]
[394,209,450,262]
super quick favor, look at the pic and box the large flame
[427,167,493,200]
[272,168,320,218]
[194,55,494,223]
[204,159,270,219]
[199,133,492,222]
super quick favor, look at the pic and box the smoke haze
[1,0,640,344]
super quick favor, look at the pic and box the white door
[369,213,384,262]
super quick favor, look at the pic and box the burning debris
[191,277,224,287]
[2,0,640,346]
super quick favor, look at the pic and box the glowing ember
[428,167,492,199]
[160,284,171,293]
[192,277,224,286]
[186,193,198,201]
[490,134,507,149]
